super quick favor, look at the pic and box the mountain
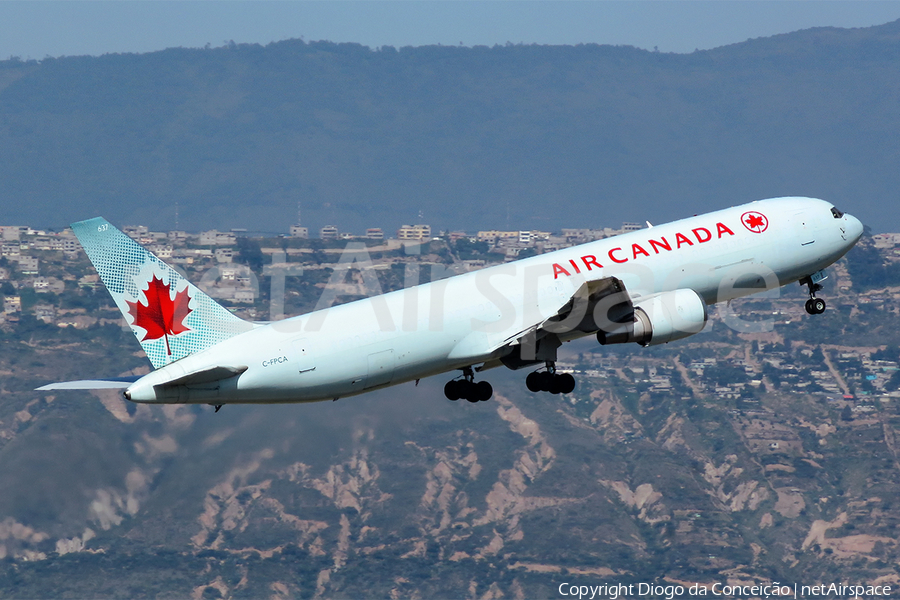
[0,20,899,234]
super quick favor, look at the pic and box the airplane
[38,197,863,408]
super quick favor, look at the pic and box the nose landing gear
[525,362,576,395]
[444,366,493,402]
[800,273,827,315]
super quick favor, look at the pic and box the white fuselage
[126,197,863,404]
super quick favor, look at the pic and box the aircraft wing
[493,276,634,369]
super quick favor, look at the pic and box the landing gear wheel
[526,371,542,393]
[805,297,827,315]
[805,298,817,315]
[444,380,461,401]
[813,298,826,314]
[525,369,576,395]
[801,274,827,316]
[445,367,492,403]
[548,376,563,395]
[536,371,553,392]
[475,381,493,401]
[558,373,576,394]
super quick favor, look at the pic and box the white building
[17,256,38,275]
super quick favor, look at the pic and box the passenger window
[830,207,844,219]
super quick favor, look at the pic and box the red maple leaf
[126,274,192,355]
[745,213,766,230]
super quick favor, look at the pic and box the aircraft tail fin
[71,217,254,369]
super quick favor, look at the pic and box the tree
[841,405,853,421]
[236,237,264,272]
[872,344,899,362]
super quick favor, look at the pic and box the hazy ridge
[0,20,899,234]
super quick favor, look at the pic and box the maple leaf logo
[741,211,769,233]
[126,274,192,355]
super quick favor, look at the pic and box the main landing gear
[444,367,493,403]
[526,362,576,395]
[800,274,826,315]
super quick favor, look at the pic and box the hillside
[0,20,899,234]
[1,231,900,596]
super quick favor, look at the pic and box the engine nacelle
[597,288,708,347]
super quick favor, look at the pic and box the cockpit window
[831,207,844,219]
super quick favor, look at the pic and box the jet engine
[597,288,707,347]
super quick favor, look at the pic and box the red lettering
[608,247,628,264]
[582,255,602,271]
[552,263,571,279]
[716,222,735,238]
[648,237,672,253]
[568,259,581,274]
[693,227,712,243]
[675,233,693,248]
[632,243,649,259]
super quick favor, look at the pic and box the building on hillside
[219,266,239,282]
[366,228,384,240]
[397,224,431,241]
[1,243,20,259]
[234,289,256,303]
[17,256,38,275]
[33,304,56,324]
[516,231,550,245]
[290,225,309,239]
[215,248,234,263]
[148,244,173,259]
[123,225,149,240]
[31,237,54,251]
[319,226,339,240]
[55,236,80,254]
[561,228,607,243]
[477,230,518,244]
[0,226,24,241]
[873,233,900,248]
[199,230,237,246]
[4,296,21,314]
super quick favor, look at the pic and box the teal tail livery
[70,218,253,369]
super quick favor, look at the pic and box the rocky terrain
[1,234,900,597]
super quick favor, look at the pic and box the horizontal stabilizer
[36,376,141,391]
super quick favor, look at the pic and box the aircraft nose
[845,213,864,244]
